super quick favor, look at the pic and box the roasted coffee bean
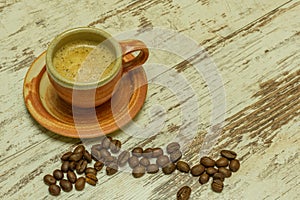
[75,177,86,191]
[48,184,61,196]
[176,161,190,173]
[190,164,205,176]
[206,167,218,176]
[200,156,215,167]
[110,140,122,154]
[132,147,143,157]
[117,150,130,167]
[162,162,176,175]
[94,161,104,171]
[170,150,182,163]
[218,167,232,178]
[156,155,170,167]
[86,173,98,186]
[152,147,163,158]
[229,159,240,172]
[199,173,210,184]
[100,149,111,158]
[128,156,140,169]
[61,161,70,173]
[44,174,56,186]
[220,150,237,160]
[83,150,92,163]
[85,167,97,175]
[146,164,159,174]
[69,161,77,171]
[53,169,63,180]
[91,148,102,161]
[132,166,146,178]
[213,172,225,182]
[67,171,77,183]
[76,160,88,174]
[167,142,180,154]
[61,151,72,161]
[69,153,83,162]
[143,148,153,158]
[215,157,229,167]
[177,186,191,200]
[106,163,118,176]
[140,157,150,167]
[59,179,72,192]
[211,179,223,193]
[102,137,112,149]
[73,145,85,154]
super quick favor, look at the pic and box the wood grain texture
[0,0,299,199]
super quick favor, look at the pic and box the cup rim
[46,27,122,89]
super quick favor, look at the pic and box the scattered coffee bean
[162,162,176,175]
[132,147,143,157]
[190,164,205,176]
[102,137,112,149]
[177,186,191,200]
[83,150,92,163]
[61,161,70,173]
[61,151,72,161]
[48,184,61,196]
[85,167,97,175]
[215,157,229,167]
[94,161,104,171]
[206,167,218,176]
[220,150,237,160]
[140,157,150,167]
[74,145,85,154]
[69,153,83,162]
[59,179,73,192]
[170,150,182,163]
[200,156,215,167]
[156,155,170,167]
[86,173,98,186]
[91,144,102,151]
[143,148,153,158]
[132,166,146,178]
[128,156,140,169]
[53,169,63,180]
[106,163,118,176]
[76,160,88,174]
[167,142,180,154]
[43,174,56,186]
[229,159,240,172]
[69,161,77,171]
[218,167,232,178]
[117,150,130,167]
[211,179,223,193]
[75,177,86,191]
[146,164,159,174]
[67,171,77,183]
[213,172,225,182]
[110,140,122,154]
[176,161,190,173]
[152,147,163,158]
[199,173,210,185]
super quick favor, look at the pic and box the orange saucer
[23,52,148,138]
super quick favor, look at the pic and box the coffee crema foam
[53,40,116,83]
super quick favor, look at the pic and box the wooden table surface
[1,0,299,199]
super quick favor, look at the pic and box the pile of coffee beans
[43,137,240,199]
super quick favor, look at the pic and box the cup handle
[119,40,149,72]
